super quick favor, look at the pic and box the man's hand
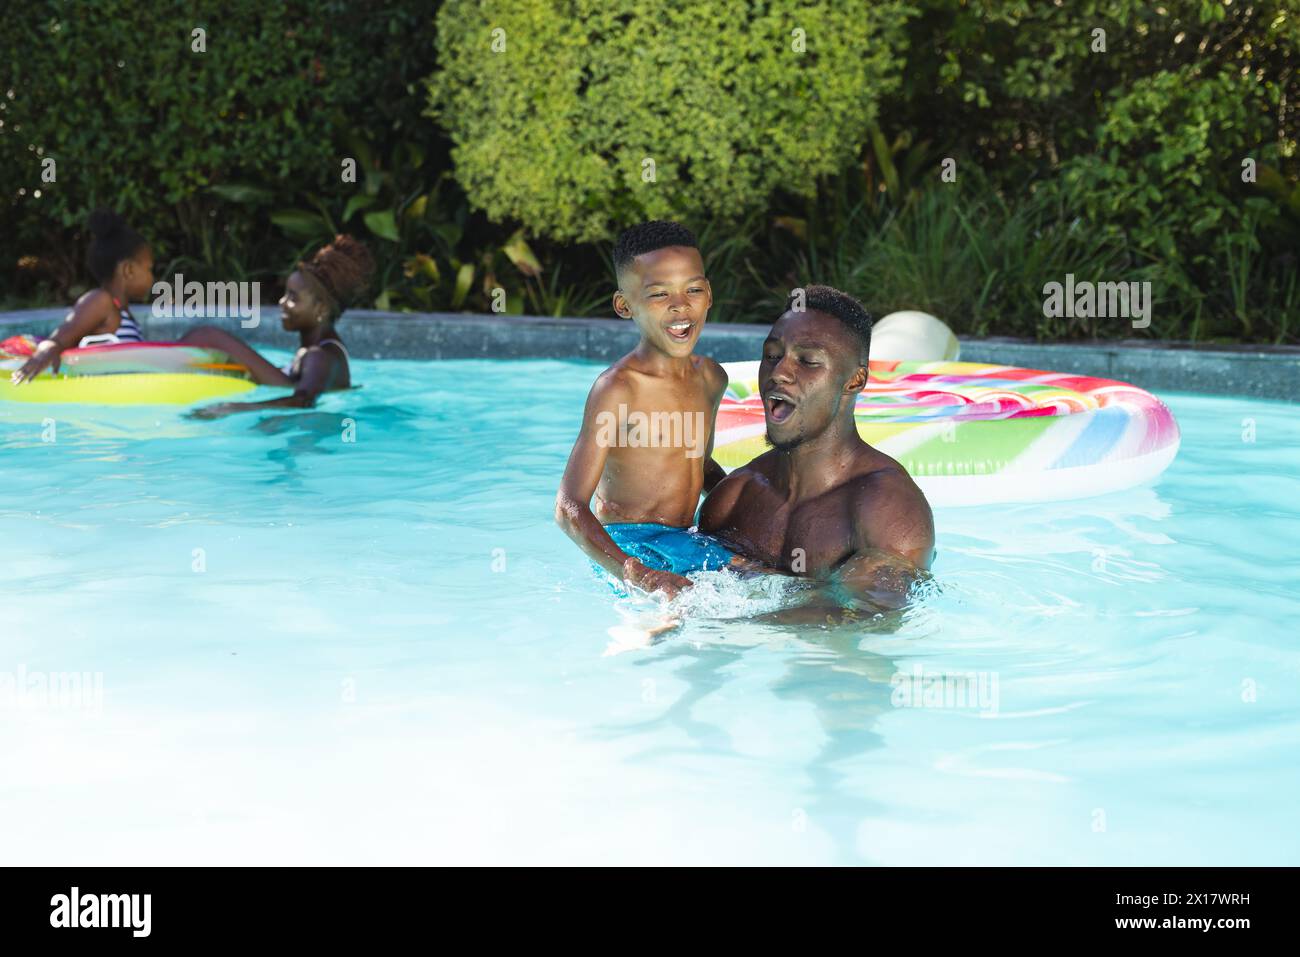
[623,557,693,599]
[832,548,928,612]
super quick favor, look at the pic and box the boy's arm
[555,374,692,597]
[189,348,333,419]
[9,292,113,383]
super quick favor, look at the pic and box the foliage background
[1,0,1296,342]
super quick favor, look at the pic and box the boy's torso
[593,354,720,528]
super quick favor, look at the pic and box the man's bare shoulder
[709,448,783,497]
[738,448,782,480]
[698,456,771,530]
[847,453,930,515]
[847,454,935,568]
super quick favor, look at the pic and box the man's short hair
[786,284,873,362]
[613,220,699,275]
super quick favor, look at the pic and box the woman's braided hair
[297,235,375,317]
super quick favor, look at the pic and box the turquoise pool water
[2,355,1297,865]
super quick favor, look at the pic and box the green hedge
[0,0,442,295]
[427,0,911,243]
[3,0,1297,341]
[875,0,1300,340]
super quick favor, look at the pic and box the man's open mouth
[665,320,695,342]
[765,391,796,423]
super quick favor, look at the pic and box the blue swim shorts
[596,523,736,594]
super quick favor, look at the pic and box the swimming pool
[2,355,1297,865]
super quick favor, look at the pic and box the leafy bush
[4,0,1296,342]
[0,0,443,300]
[871,0,1300,341]
[427,0,911,243]
[888,1,1298,181]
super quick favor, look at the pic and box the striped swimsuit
[77,296,143,347]
[110,297,143,342]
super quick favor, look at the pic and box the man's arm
[829,547,931,612]
[834,469,935,611]
[697,466,778,573]
[703,458,726,494]
[554,373,692,598]
[696,464,747,537]
[753,547,931,626]
[755,470,934,624]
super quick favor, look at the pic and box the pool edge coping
[2,306,1296,402]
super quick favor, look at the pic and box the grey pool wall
[2,307,1297,401]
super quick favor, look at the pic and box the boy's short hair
[786,284,873,363]
[613,221,698,276]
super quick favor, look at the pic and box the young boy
[556,221,733,599]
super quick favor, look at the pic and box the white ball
[869,310,961,361]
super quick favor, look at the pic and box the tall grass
[790,174,1133,339]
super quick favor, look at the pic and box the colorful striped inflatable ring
[0,341,255,405]
[714,360,1181,507]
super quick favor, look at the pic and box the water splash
[603,568,810,655]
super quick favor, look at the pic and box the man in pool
[555,221,732,599]
[698,285,935,617]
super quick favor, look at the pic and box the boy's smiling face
[613,245,712,357]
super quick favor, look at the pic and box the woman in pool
[185,234,374,419]
[9,209,154,384]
